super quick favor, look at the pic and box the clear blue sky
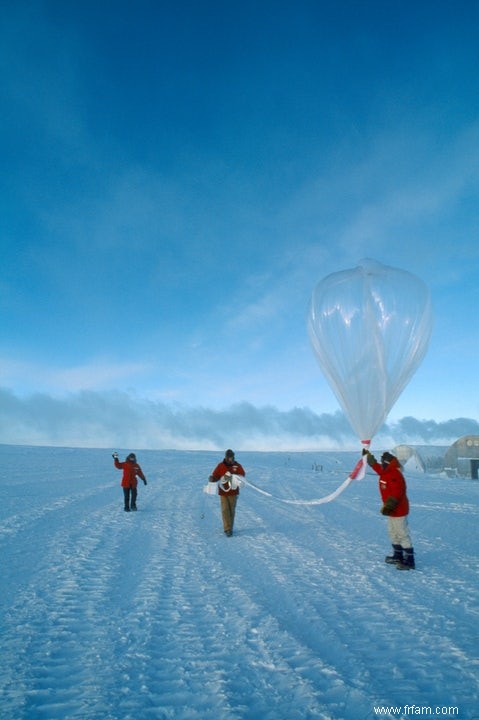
[1,0,479,449]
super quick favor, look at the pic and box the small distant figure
[112,452,147,512]
[364,449,415,570]
[209,449,245,537]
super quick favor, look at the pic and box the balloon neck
[361,440,371,448]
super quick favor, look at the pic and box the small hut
[392,444,426,473]
[444,436,479,479]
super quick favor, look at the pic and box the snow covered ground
[0,444,478,720]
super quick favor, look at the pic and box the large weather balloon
[308,258,433,444]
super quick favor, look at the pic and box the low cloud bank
[1,388,478,451]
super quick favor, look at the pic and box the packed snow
[0,444,478,720]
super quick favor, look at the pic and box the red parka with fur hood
[210,458,245,496]
[114,457,146,489]
[369,456,409,517]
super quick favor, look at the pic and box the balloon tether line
[241,454,367,507]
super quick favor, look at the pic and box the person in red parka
[364,449,415,570]
[113,452,147,512]
[209,449,245,536]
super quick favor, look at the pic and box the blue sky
[1,0,479,450]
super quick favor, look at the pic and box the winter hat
[127,453,137,462]
[225,449,235,459]
[381,451,395,465]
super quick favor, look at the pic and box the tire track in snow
[107,481,331,719]
[215,499,379,717]
[2,458,478,720]
[86,477,356,720]
[0,483,162,719]
[194,491,369,718]
[230,487,479,715]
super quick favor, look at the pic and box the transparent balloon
[308,259,433,443]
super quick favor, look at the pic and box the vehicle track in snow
[1,450,477,720]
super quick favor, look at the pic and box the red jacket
[210,459,245,496]
[114,458,146,489]
[370,458,409,517]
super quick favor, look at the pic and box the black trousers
[123,487,137,510]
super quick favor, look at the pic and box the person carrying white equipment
[208,449,245,537]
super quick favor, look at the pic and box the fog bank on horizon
[1,388,477,452]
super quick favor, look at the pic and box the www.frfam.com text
[374,705,459,717]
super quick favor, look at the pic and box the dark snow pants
[123,487,137,510]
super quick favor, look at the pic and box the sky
[1,0,479,450]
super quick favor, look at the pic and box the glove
[381,497,398,515]
[112,452,118,459]
[143,479,147,486]
[362,448,369,456]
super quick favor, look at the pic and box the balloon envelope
[308,259,433,442]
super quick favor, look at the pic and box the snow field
[0,446,478,719]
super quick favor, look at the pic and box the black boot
[385,544,403,564]
[397,547,415,570]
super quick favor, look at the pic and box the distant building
[370,441,479,477]
[392,444,426,473]
[444,436,479,479]
[389,445,447,474]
